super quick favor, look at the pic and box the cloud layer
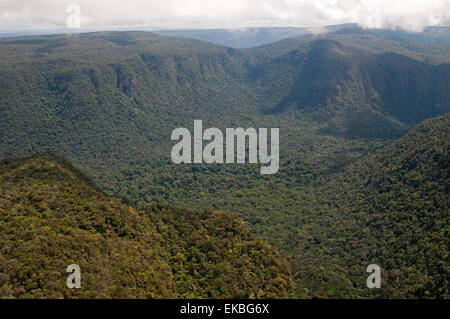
[1,0,449,32]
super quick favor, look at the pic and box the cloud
[358,0,450,32]
[0,0,449,32]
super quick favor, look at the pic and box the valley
[0,27,448,298]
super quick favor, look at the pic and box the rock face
[116,65,136,97]
[117,77,136,97]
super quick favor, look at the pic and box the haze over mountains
[156,25,450,48]
[0,26,448,298]
[3,25,450,48]
[154,24,358,48]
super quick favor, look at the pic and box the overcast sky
[1,0,449,32]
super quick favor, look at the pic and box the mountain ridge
[0,153,294,298]
[0,30,448,298]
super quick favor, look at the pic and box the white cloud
[0,0,449,32]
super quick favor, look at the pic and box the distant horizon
[1,1,449,33]
[1,22,450,35]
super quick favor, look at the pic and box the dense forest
[0,153,293,298]
[0,28,448,298]
[292,114,449,298]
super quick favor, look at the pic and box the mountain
[155,25,450,48]
[371,26,450,43]
[0,29,448,298]
[0,153,293,298]
[248,35,450,137]
[333,114,449,298]
[3,24,450,47]
[153,24,358,48]
[291,114,449,298]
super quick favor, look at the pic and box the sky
[1,0,449,32]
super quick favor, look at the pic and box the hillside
[292,114,449,298]
[330,113,449,298]
[0,30,449,298]
[0,153,293,298]
[0,30,448,201]
[247,30,450,138]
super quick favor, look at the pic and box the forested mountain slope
[293,114,449,298]
[0,30,448,298]
[330,113,449,298]
[0,154,293,298]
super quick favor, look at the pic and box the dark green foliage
[296,114,449,298]
[148,205,293,298]
[0,30,448,298]
[0,153,293,298]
